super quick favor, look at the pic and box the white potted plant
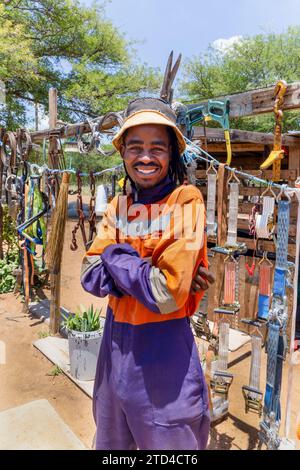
[62,304,103,381]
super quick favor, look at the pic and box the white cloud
[212,35,242,54]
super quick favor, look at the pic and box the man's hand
[191,264,215,294]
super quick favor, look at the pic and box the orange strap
[224,261,236,304]
[259,264,271,296]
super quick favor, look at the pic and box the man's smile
[133,164,160,176]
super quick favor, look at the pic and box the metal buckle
[242,385,263,416]
[211,371,234,396]
[214,304,240,315]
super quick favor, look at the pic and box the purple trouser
[93,307,210,450]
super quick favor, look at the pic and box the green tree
[0,0,160,129]
[180,27,300,132]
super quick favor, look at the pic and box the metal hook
[261,182,277,199]
[258,250,273,266]
[227,168,240,184]
[276,184,291,202]
[251,324,264,341]
[206,159,217,176]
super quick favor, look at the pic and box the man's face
[120,124,171,189]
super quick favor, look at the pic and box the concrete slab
[28,299,70,333]
[0,399,86,450]
[33,336,94,398]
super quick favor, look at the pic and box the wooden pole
[48,88,61,335]
[212,164,228,321]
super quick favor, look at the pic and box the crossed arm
[81,193,214,313]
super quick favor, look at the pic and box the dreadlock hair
[121,126,187,194]
[166,127,186,185]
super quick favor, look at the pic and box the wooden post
[211,164,228,316]
[48,88,61,335]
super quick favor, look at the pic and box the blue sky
[84,0,300,71]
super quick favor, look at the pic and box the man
[81,97,213,450]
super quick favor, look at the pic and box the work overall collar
[130,174,176,204]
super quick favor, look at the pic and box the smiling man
[81,97,212,450]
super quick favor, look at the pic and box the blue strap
[258,294,270,321]
[273,267,287,298]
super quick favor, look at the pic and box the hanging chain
[70,170,87,251]
[87,171,97,248]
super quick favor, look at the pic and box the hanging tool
[255,185,276,241]
[212,169,247,255]
[259,188,292,449]
[206,160,218,238]
[210,321,234,422]
[214,254,240,317]
[87,171,97,249]
[45,172,70,273]
[160,51,182,104]
[260,80,288,181]
[257,252,273,322]
[70,170,87,250]
[185,99,232,165]
[241,322,264,416]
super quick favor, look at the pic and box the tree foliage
[180,28,300,132]
[0,0,160,129]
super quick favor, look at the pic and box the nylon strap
[261,198,290,446]
[223,261,236,304]
[249,335,262,395]
[206,172,217,237]
[255,196,275,239]
[218,321,229,371]
[258,264,272,320]
[226,182,239,247]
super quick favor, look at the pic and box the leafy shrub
[0,250,19,293]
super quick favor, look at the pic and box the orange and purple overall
[81,175,210,450]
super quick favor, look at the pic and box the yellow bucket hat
[112,97,186,155]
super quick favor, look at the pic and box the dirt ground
[0,215,299,450]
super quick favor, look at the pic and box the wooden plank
[213,164,227,318]
[196,169,297,180]
[188,81,300,118]
[236,218,297,237]
[31,111,122,143]
[205,143,265,153]
[236,236,296,256]
[193,127,299,145]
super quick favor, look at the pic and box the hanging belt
[258,264,272,321]
[242,334,263,415]
[260,196,291,449]
[211,321,234,396]
[255,196,275,239]
[206,166,217,238]
[223,261,236,304]
[226,181,239,247]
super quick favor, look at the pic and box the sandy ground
[0,212,299,450]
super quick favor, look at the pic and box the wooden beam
[48,88,61,336]
[193,127,299,146]
[205,143,265,153]
[30,112,122,143]
[196,169,298,181]
[212,164,227,316]
[29,82,300,143]
[188,81,300,118]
